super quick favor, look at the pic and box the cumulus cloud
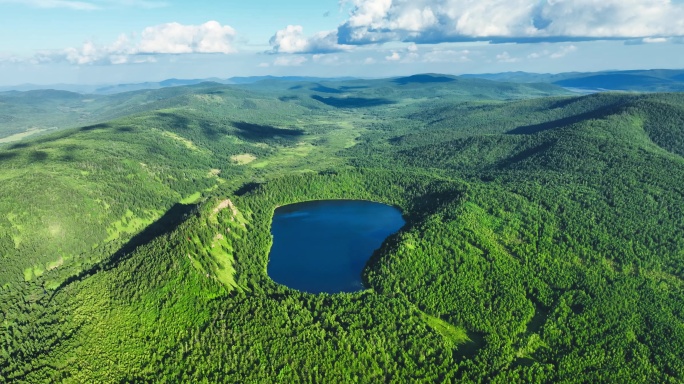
[34,21,236,65]
[137,21,236,54]
[269,25,351,54]
[335,0,684,45]
[269,26,310,53]
[385,51,401,61]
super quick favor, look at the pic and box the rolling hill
[1,79,683,382]
[0,75,569,144]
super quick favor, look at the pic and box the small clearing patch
[160,131,199,151]
[0,128,50,144]
[193,94,224,104]
[105,209,159,243]
[46,256,65,271]
[180,192,202,204]
[48,223,62,237]
[33,265,45,278]
[420,312,471,347]
[212,199,247,227]
[23,268,33,282]
[213,199,238,216]
[231,153,257,165]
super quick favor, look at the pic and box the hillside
[0,76,569,144]
[1,81,684,382]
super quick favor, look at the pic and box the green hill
[0,76,570,144]
[1,81,683,382]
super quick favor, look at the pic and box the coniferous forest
[1,77,684,382]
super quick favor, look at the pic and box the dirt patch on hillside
[214,199,238,216]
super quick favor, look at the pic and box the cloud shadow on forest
[311,95,395,108]
[507,104,620,135]
[49,203,199,301]
[233,122,304,143]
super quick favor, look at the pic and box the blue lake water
[267,200,405,294]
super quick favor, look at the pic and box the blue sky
[0,0,683,85]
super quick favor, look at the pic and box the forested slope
[0,76,569,142]
[1,84,684,382]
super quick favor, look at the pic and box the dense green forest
[1,76,684,382]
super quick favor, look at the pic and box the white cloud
[137,21,236,54]
[335,0,684,45]
[625,36,672,45]
[527,45,578,59]
[550,45,577,59]
[269,26,310,53]
[32,21,236,65]
[385,51,401,61]
[347,0,392,28]
[496,51,519,63]
[643,37,669,44]
[269,25,351,54]
[527,50,548,59]
[273,56,308,66]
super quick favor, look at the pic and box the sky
[0,0,684,85]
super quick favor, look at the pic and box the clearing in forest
[231,153,257,165]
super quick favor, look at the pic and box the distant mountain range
[461,69,684,92]
[0,74,568,143]
[0,76,360,95]
[2,69,683,95]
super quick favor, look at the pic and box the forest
[0,76,683,382]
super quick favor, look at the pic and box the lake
[268,200,405,294]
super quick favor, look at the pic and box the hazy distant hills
[2,69,683,96]
[0,76,360,95]
[0,75,569,142]
[461,69,684,92]
[3,68,682,143]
